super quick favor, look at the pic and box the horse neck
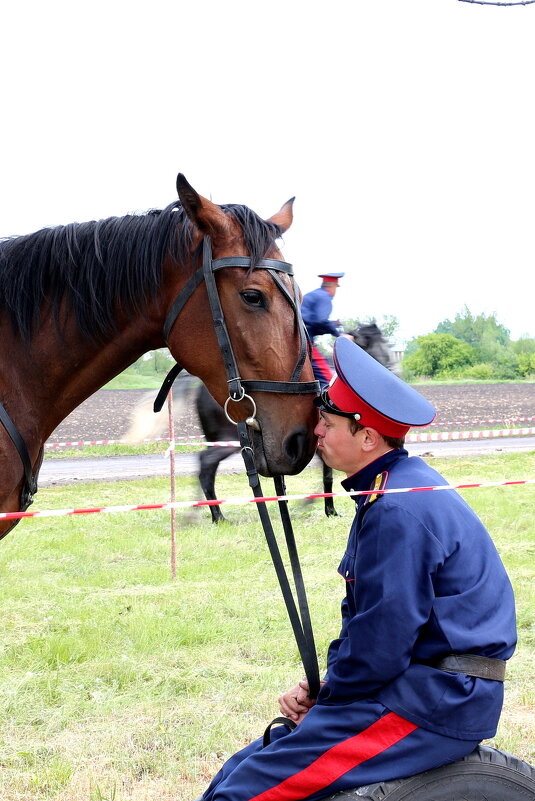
[0,315,164,446]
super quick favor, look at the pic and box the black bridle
[0,403,41,515]
[156,234,322,700]
[155,235,318,414]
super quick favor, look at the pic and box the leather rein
[156,234,322,699]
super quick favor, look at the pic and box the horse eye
[240,290,266,308]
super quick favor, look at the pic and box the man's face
[314,411,364,476]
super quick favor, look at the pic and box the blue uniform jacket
[301,287,340,339]
[318,449,517,740]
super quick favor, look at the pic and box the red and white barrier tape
[167,428,535,449]
[45,437,171,448]
[406,427,535,442]
[436,415,535,427]
[168,440,240,448]
[2,479,533,522]
[43,436,234,448]
[44,426,535,450]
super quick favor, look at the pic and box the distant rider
[301,272,345,387]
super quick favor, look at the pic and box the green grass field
[0,452,533,800]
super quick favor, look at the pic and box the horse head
[0,173,319,533]
[348,323,399,374]
[161,174,319,477]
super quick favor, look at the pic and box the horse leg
[321,454,338,517]
[198,446,238,523]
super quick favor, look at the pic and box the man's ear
[361,427,382,452]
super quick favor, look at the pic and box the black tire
[327,746,535,800]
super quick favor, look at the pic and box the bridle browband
[154,235,319,415]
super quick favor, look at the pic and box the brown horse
[0,174,318,538]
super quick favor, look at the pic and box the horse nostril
[284,426,307,465]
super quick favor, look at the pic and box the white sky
[1,0,534,344]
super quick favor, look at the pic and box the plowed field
[49,383,535,443]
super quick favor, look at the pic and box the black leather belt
[428,653,506,682]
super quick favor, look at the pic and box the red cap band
[328,376,410,438]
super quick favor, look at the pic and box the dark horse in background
[126,323,397,523]
[0,173,319,539]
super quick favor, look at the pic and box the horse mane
[0,202,281,344]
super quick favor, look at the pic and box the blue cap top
[315,337,436,437]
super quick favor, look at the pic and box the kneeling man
[200,337,517,801]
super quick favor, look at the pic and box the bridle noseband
[155,235,319,416]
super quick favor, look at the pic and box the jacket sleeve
[308,319,341,337]
[325,597,351,679]
[319,502,445,704]
[302,291,340,337]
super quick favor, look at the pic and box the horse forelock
[220,204,282,267]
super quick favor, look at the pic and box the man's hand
[278,679,326,724]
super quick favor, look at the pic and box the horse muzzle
[247,418,317,477]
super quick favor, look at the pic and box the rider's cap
[314,337,436,438]
[319,272,344,284]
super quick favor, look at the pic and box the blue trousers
[202,700,479,801]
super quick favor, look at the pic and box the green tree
[402,333,476,378]
[517,352,535,376]
[512,337,535,356]
[434,307,523,378]
[436,306,510,355]
[133,348,174,375]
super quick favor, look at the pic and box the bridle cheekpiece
[155,235,319,423]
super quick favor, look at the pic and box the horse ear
[176,173,231,237]
[266,197,294,234]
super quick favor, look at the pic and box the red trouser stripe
[249,712,418,801]
[310,346,333,384]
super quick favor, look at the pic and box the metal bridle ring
[224,393,257,426]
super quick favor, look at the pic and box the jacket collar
[341,448,408,496]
